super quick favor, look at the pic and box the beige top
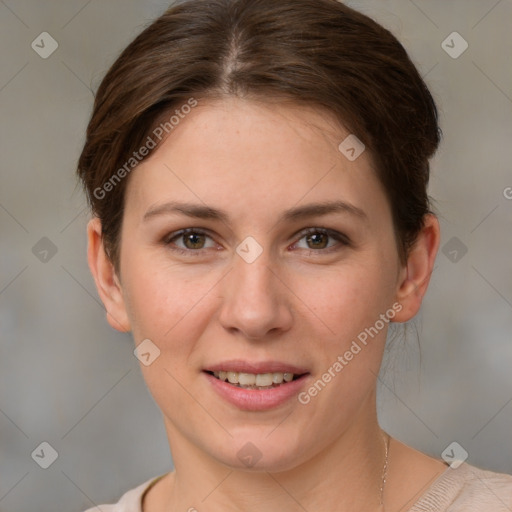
[83,462,512,511]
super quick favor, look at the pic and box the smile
[207,370,302,389]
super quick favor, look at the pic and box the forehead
[124,97,390,227]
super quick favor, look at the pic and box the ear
[392,214,440,322]
[87,217,131,332]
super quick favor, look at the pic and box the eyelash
[163,227,350,257]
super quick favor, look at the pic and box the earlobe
[87,217,131,332]
[392,214,440,323]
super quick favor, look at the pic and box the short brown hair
[77,0,441,268]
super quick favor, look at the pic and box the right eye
[164,228,219,255]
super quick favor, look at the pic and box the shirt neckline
[407,462,470,510]
[139,472,169,511]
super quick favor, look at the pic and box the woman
[78,0,512,510]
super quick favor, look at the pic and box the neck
[161,395,386,512]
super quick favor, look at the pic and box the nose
[217,249,293,340]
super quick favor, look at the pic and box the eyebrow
[142,200,368,224]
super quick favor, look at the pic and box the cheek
[293,263,397,407]
[121,250,221,349]
[290,257,398,344]
[121,258,219,403]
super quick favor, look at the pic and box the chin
[210,429,310,473]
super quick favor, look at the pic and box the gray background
[0,1,511,510]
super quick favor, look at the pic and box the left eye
[293,228,348,251]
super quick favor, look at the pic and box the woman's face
[112,97,410,470]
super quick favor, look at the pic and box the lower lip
[203,372,310,411]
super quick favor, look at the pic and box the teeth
[211,371,300,388]
[254,373,272,386]
[238,372,256,386]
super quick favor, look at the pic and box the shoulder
[81,474,166,512]
[409,462,512,511]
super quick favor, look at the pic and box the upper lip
[204,360,309,375]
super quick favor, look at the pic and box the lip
[203,361,310,411]
[204,359,309,375]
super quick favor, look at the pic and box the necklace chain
[379,431,390,508]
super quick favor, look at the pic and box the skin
[88,97,447,511]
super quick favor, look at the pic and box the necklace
[380,431,390,508]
